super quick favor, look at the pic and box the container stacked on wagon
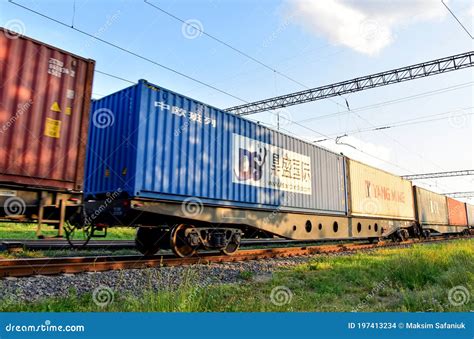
[0,30,471,255]
[0,28,95,237]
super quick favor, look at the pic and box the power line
[8,0,248,104]
[342,106,473,191]
[441,0,474,39]
[144,0,309,90]
[93,70,465,192]
[95,70,136,84]
[402,170,474,180]
[143,0,349,113]
[445,191,474,198]
[10,0,467,194]
[296,81,474,124]
[314,107,474,140]
[226,51,474,115]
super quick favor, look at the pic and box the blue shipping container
[85,80,347,215]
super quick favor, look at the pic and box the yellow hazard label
[65,107,72,115]
[44,118,61,138]
[122,167,127,176]
[105,168,110,177]
[50,102,61,112]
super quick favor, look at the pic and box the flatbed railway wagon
[0,28,95,237]
[84,80,419,256]
[84,80,350,256]
[345,159,418,242]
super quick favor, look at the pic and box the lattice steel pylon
[226,51,474,116]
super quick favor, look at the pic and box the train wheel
[222,241,240,255]
[401,229,409,242]
[135,227,168,256]
[170,224,198,258]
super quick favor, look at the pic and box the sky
[1,0,474,202]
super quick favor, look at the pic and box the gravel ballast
[0,253,345,302]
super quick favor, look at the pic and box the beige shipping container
[414,186,449,225]
[347,159,415,220]
[467,204,474,227]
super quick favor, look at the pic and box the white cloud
[287,0,448,56]
[318,135,394,171]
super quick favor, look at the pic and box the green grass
[0,222,135,240]
[0,248,139,259]
[0,239,472,312]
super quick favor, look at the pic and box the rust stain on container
[0,28,95,191]
[447,197,467,226]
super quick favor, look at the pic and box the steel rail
[0,238,313,251]
[0,235,471,278]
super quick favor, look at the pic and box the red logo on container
[364,181,405,203]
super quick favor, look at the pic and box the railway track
[0,235,471,278]
[0,238,319,251]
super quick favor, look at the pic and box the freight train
[0,29,472,257]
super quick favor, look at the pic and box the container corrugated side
[446,197,467,226]
[85,80,347,215]
[0,28,95,191]
[347,159,415,220]
[466,204,474,227]
[414,186,448,225]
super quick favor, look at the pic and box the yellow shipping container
[347,159,415,220]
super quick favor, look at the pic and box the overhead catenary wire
[92,63,470,192]
[95,69,136,84]
[296,81,474,124]
[441,0,474,39]
[10,0,466,195]
[8,0,248,104]
[144,0,313,90]
[226,51,474,115]
[144,0,350,113]
[314,107,474,140]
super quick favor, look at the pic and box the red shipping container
[0,28,95,191]
[447,197,467,226]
